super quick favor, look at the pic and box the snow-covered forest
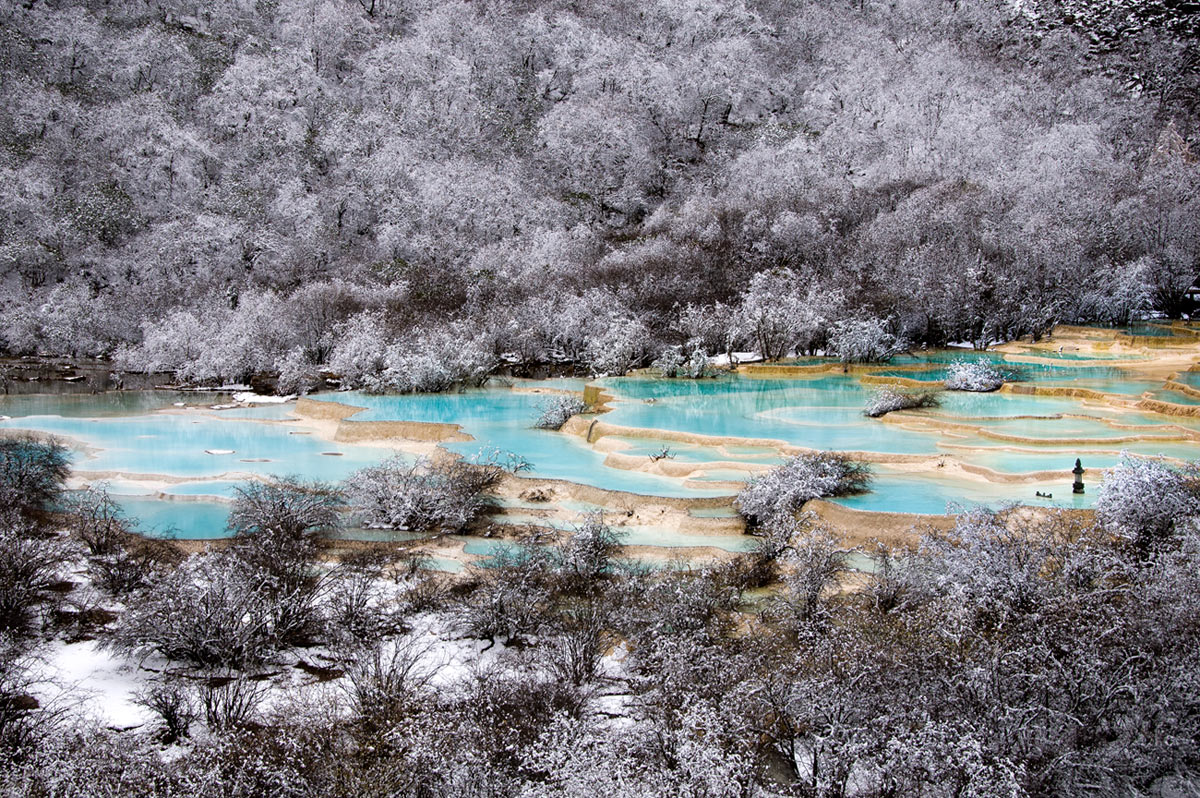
[2,0,1198,386]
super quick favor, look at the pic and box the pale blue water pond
[321,390,731,498]
[833,472,1094,514]
[0,391,225,418]
[6,358,1200,540]
[605,436,781,464]
[1115,322,1183,338]
[1149,390,1200,406]
[0,411,382,482]
[113,497,232,539]
[1011,350,1146,361]
[596,376,940,453]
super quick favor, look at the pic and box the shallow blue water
[0,391,225,418]
[1149,390,1200,406]
[1114,322,1181,338]
[114,497,232,539]
[832,472,1094,514]
[322,390,731,498]
[596,376,942,453]
[1011,350,1146,361]
[5,358,1200,539]
[0,411,383,482]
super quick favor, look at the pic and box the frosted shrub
[829,317,906,364]
[863,388,940,418]
[944,360,1006,392]
[0,438,71,519]
[328,312,392,388]
[346,452,519,533]
[653,346,710,378]
[227,478,342,539]
[0,518,72,634]
[64,485,133,555]
[535,395,588,430]
[375,326,497,393]
[275,347,323,395]
[736,453,871,528]
[774,523,847,626]
[584,315,651,376]
[112,553,281,668]
[1096,455,1200,550]
[555,512,627,585]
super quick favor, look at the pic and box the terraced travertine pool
[4,339,1200,557]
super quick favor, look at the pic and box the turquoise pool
[5,359,1199,541]
[0,410,384,482]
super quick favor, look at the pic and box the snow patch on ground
[39,639,151,728]
[232,391,296,404]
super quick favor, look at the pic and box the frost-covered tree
[652,345,710,378]
[737,271,844,361]
[0,439,70,521]
[863,388,940,418]
[1096,455,1200,551]
[736,453,871,528]
[554,513,626,588]
[533,395,588,431]
[828,317,906,365]
[944,360,1007,392]
[346,452,521,533]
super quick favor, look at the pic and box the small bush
[554,513,626,588]
[90,538,178,596]
[457,545,552,643]
[341,637,435,728]
[863,388,940,418]
[111,553,281,669]
[1096,455,1200,552]
[0,439,70,520]
[534,395,588,430]
[347,451,523,534]
[64,486,132,556]
[133,682,197,744]
[0,517,73,634]
[228,478,342,539]
[736,453,871,528]
[944,361,1006,392]
[653,346,710,378]
[199,676,267,731]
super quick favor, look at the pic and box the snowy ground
[32,607,630,730]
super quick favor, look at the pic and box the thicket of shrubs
[6,410,1200,795]
[863,388,941,418]
[736,452,872,528]
[944,360,1008,392]
[533,395,590,430]
[346,451,528,533]
[3,489,1199,795]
